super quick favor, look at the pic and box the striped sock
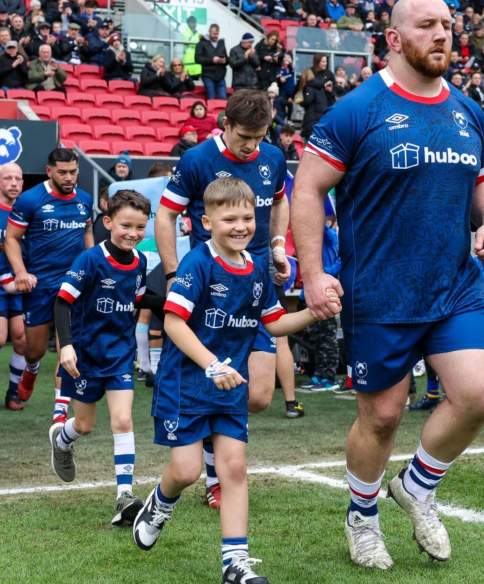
[56,418,81,451]
[222,537,248,569]
[426,377,440,399]
[53,387,70,422]
[203,439,219,488]
[403,443,452,501]
[26,360,40,374]
[154,483,179,509]
[113,432,135,498]
[149,347,162,374]
[347,468,383,523]
[8,351,25,396]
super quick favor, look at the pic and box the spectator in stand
[359,65,372,82]
[277,52,295,119]
[138,54,176,97]
[42,0,63,23]
[325,0,345,22]
[304,0,327,22]
[0,0,25,16]
[0,25,10,54]
[452,16,465,48]
[230,32,260,92]
[98,151,133,199]
[167,58,196,96]
[169,124,198,157]
[84,19,109,66]
[186,100,217,142]
[363,10,378,32]
[446,49,465,78]
[277,125,299,161]
[9,14,27,42]
[267,81,286,142]
[334,65,351,96]
[181,15,202,79]
[314,53,336,84]
[303,13,320,27]
[450,70,464,90]
[463,5,475,31]
[301,71,333,140]
[457,32,476,64]
[337,2,364,31]
[103,32,133,81]
[241,0,269,21]
[377,0,395,16]
[0,39,27,88]
[470,24,483,55]
[25,1,44,34]
[56,21,84,64]
[255,31,282,90]
[195,23,227,100]
[25,21,55,60]
[465,70,483,107]
[271,0,290,20]
[27,43,67,91]
[76,0,101,36]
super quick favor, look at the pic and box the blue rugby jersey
[8,181,92,289]
[152,241,285,419]
[160,135,287,264]
[58,242,147,376]
[307,69,484,326]
[0,202,13,286]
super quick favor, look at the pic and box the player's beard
[51,176,75,195]
[401,37,450,79]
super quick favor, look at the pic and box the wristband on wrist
[165,271,176,280]
[271,235,286,246]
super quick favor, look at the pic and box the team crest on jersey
[136,274,142,289]
[41,204,55,213]
[77,203,87,215]
[258,164,272,185]
[452,111,470,137]
[67,269,85,282]
[210,283,228,298]
[252,281,263,306]
[175,273,193,288]
[171,170,182,185]
[164,418,179,441]
[355,361,368,385]
[0,126,22,164]
[75,378,87,395]
[101,278,116,289]
[215,170,232,178]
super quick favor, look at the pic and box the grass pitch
[1,351,484,584]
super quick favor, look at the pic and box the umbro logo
[215,171,232,178]
[385,113,409,130]
[41,204,55,213]
[101,278,116,289]
[210,283,228,297]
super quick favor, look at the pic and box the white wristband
[272,246,286,262]
[271,235,286,245]
[205,357,232,379]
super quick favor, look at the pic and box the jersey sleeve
[57,251,91,304]
[163,250,206,320]
[274,149,288,202]
[83,193,94,225]
[160,152,198,213]
[8,193,33,229]
[475,107,484,187]
[260,271,286,325]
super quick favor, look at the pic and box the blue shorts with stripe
[252,323,276,353]
[0,290,23,318]
[345,309,484,393]
[24,287,58,327]
[60,368,135,403]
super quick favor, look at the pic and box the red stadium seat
[180,97,205,110]
[206,99,227,114]
[79,140,111,154]
[125,126,157,144]
[75,64,103,79]
[140,110,171,129]
[50,106,82,124]
[157,127,180,141]
[63,77,81,91]
[37,91,66,107]
[111,109,142,128]
[144,142,173,156]
[95,94,124,109]
[170,111,189,125]
[58,63,75,74]
[152,96,180,112]
[6,89,36,103]
[111,141,144,156]
[31,105,51,120]
[79,78,108,94]
[108,80,137,95]
[61,139,76,149]
[81,107,112,126]
[66,92,96,107]
[93,124,125,141]
[123,95,152,111]
[60,123,93,141]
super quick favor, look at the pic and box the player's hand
[60,345,80,378]
[212,366,247,390]
[272,246,291,285]
[474,225,484,260]
[304,272,343,319]
[14,271,37,292]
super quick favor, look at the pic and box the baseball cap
[68,22,81,30]
[5,40,17,48]
[98,20,110,28]
[180,124,196,137]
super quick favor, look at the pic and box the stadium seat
[6,89,36,104]
[144,142,173,156]
[157,127,180,141]
[63,77,81,91]
[79,140,111,154]
[140,110,171,129]
[31,105,51,120]
[108,80,137,95]
[125,126,157,144]
[60,123,93,141]
[0,89,5,98]
[81,107,112,126]
[111,141,144,156]
[170,111,189,125]
[79,78,108,94]
[75,64,103,79]
[93,124,125,141]
[66,92,96,107]
[61,139,76,149]
[111,109,142,128]
[50,106,83,124]
[279,19,300,29]
[37,91,66,107]
[152,96,180,112]
[206,99,227,114]
[95,94,124,109]
[180,97,205,110]
[123,95,152,111]
[58,63,75,75]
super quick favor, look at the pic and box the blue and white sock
[154,483,179,511]
[26,360,40,374]
[56,418,81,451]
[113,432,135,498]
[203,439,219,488]
[8,351,25,396]
[149,347,162,374]
[347,468,383,524]
[403,443,452,501]
[222,537,249,570]
[53,387,70,422]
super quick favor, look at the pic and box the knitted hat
[116,151,132,168]
[241,32,255,42]
[267,82,279,96]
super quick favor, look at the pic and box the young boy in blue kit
[133,177,341,583]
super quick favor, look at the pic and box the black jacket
[255,39,282,90]
[301,76,332,140]
[194,37,228,82]
[165,71,195,95]
[170,139,196,157]
[103,48,133,81]
[277,141,299,161]
[229,44,260,90]
[138,62,178,96]
[0,53,28,88]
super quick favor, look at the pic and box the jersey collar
[44,180,77,200]
[379,68,450,105]
[0,201,12,211]
[100,240,140,271]
[206,240,254,275]
[214,135,260,163]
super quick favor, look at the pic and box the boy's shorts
[345,309,484,393]
[252,323,276,354]
[154,412,248,447]
[24,287,58,327]
[0,290,23,318]
[60,368,135,403]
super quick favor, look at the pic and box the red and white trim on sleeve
[304,142,347,172]
[0,272,14,285]
[164,291,194,320]
[7,216,28,229]
[58,282,81,304]
[261,303,286,324]
[477,168,484,186]
[160,188,189,212]
[274,183,286,201]
[135,285,146,303]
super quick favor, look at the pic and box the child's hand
[312,287,341,318]
[60,345,80,378]
[213,366,247,391]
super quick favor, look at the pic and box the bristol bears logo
[77,203,87,216]
[0,127,23,164]
[164,418,179,441]
[252,281,263,307]
[452,111,470,137]
[355,361,368,385]
[75,378,87,395]
[258,164,271,185]
[136,274,142,290]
